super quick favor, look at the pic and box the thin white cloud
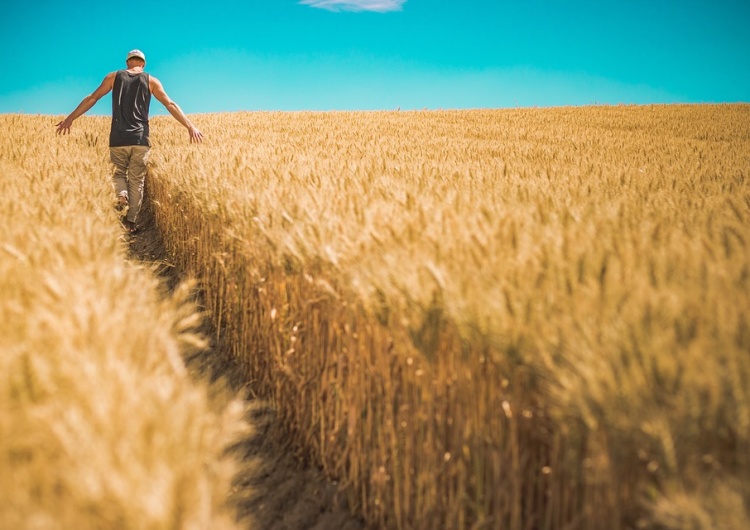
[299,0,406,13]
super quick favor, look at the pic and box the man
[56,49,203,233]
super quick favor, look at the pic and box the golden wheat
[144,105,749,530]
[5,104,749,529]
[0,115,249,530]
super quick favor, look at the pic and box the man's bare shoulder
[89,71,116,95]
[148,75,168,99]
[100,71,118,85]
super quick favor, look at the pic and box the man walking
[56,49,203,233]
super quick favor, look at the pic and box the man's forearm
[165,101,195,130]
[65,95,99,122]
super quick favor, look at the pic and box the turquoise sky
[1,0,748,115]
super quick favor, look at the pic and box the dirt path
[124,202,365,530]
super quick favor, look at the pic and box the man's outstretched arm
[56,73,115,135]
[150,76,204,143]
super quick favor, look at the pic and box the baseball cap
[126,49,146,62]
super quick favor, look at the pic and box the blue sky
[1,0,748,115]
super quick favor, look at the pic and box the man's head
[126,49,146,67]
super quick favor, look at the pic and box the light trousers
[110,145,150,223]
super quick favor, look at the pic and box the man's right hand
[56,118,73,135]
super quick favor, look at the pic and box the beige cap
[126,49,146,62]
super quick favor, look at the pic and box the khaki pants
[110,146,150,223]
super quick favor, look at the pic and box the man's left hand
[189,127,204,144]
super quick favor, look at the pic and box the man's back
[110,69,151,147]
[55,49,203,145]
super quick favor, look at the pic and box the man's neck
[126,66,144,73]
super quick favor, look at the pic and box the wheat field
[2,104,749,529]
[0,115,250,530]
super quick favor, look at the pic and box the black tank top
[109,70,151,147]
